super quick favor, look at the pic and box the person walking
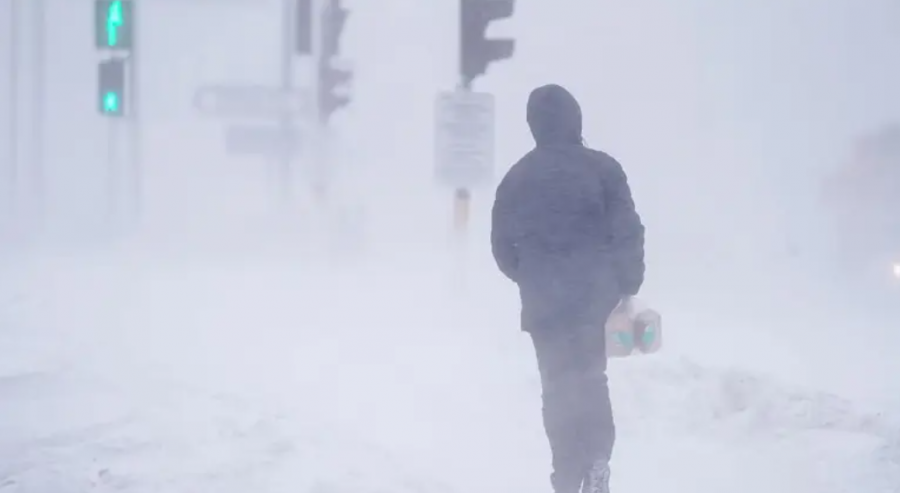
[490,84,646,493]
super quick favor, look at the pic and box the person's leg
[574,324,615,493]
[578,324,615,464]
[531,330,591,493]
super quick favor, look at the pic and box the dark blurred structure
[824,123,900,283]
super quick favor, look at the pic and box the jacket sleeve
[490,172,520,282]
[602,156,645,296]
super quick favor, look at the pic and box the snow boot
[581,460,611,493]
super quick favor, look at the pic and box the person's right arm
[600,154,645,296]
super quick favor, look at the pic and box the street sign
[224,123,300,157]
[434,89,495,189]
[194,84,312,119]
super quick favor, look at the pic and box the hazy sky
[1,0,899,279]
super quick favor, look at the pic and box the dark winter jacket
[490,84,645,333]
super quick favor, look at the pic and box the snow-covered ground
[1,242,899,493]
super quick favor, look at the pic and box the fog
[1,0,900,491]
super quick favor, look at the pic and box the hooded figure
[491,84,645,493]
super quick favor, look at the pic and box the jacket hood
[526,84,583,146]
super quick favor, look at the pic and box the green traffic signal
[98,59,126,116]
[103,92,120,113]
[107,1,123,47]
[95,0,133,50]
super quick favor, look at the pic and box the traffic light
[318,59,352,124]
[98,58,126,116]
[295,0,313,55]
[95,0,134,51]
[460,0,515,88]
[317,0,352,124]
[320,0,347,59]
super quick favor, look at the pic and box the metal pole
[311,0,327,204]
[8,0,19,206]
[107,118,117,222]
[454,0,470,237]
[33,0,46,218]
[128,2,141,223]
[278,0,295,203]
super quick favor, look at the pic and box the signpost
[443,0,515,236]
[189,0,353,206]
[434,89,495,190]
[193,84,313,119]
[224,123,300,157]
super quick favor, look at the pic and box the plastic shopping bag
[605,297,662,358]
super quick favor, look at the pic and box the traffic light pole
[99,54,133,227]
[454,80,472,237]
[453,0,473,238]
[33,0,46,218]
[7,0,19,213]
[128,2,141,221]
[106,115,118,221]
[311,0,327,205]
[314,0,352,204]
[95,0,140,227]
[451,0,515,238]
[313,0,331,205]
[278,0,295,204]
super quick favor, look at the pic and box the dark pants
[531,325,615,493]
